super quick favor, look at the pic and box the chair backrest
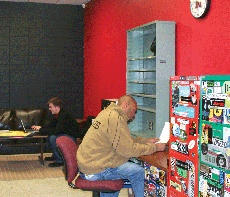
[56,136,78,183]
[79,116,95,139]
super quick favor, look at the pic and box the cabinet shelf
[129,93,156,98]
[138,106,156,113]
[128,56,156,61]
[130,131,154,139]
[128,81,156,84]
[128,69,156,72]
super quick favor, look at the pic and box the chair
[79,116,96,139]
[56,136,124,197]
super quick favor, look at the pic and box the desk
[139,150,169,172]
[0,132,47,165]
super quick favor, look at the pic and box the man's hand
[31,125,41,131]
[147,137,160,144]
[156,143,167,152]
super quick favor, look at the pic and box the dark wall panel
[0,83,10,107]
[0,1,84,119]
[0,65,9,83]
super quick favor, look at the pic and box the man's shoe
[44,157,55,161]
[48,162,63,167]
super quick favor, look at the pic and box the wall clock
[190,0,211,19]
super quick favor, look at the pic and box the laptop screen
[20,119,27,133]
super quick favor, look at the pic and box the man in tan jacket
[77,95,167,197]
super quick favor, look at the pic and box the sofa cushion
[14,108,47,130]
[0,109,14,130]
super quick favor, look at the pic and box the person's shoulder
[109,105,127,121]
[59,109,74,118]
[107,109,123,121]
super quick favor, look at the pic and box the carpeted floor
[0,154,130,196]
[0,177,129,197]
[0,154,64,181]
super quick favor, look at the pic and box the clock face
[190,0,211,19]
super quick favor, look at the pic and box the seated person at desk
[32,97,80,167]
[77,95,167,197]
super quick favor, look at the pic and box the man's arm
[106,111,159,158]
[147,138,160,143]
[133,136,167,152]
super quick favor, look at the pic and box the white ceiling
[0,0,91,5]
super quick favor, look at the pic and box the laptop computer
[20,119,39,135]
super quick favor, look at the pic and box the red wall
[84,0,230,118]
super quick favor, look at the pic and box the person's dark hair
[48,97,63,108]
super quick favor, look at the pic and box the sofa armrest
[0,109,15,130]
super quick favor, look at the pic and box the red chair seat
[56,136,124,197]
[75,176,124,191]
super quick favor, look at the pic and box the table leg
[38,138,44,165]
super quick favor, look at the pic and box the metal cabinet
[126,21,175,138]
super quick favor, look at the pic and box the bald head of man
[118,95,137,121]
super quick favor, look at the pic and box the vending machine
[198,75,230,197]
[168,76,200,197]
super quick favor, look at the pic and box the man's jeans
[79,161,145,197]
[47,134,76,163]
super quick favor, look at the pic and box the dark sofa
[0,108,47,131]
[0,108,90,155]
[0,108,48,155]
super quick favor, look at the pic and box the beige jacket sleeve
[106,110,156,158]
[132,136,148,144]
